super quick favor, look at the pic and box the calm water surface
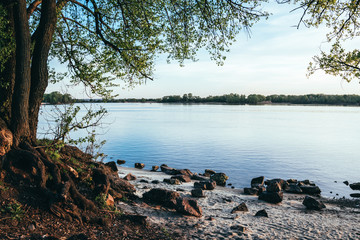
[39,103,360,198]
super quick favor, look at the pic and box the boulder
[266,182,282,192]
[194,181,216,190]
[350,182,360,190]
[135,163,145,169]
[123,173,136,181]
[151,180,160,184]
[139,179,149,183]
[175,198,202,217]
[117,159,126,165]
[110,177,136,194]
[302,196,325,210]
[231,202,248,213]
[265,179,285,188]
[105,161,118,172]
[300,185,321,195]
[210,173,229,186]
[164,178,181,185]
[255,209,268,217]
[350,193,360,198]
[191,174,209,181]
[142,188,180,208]
[174,169,193,176]
[343,181,349,186]
[151,165,159,171]
[171,175,191,183]
[287,179,297,184]
[285,184,303,194]
[205,169,216,175]
[160,165,177,175]
[191,188,205,198]
[251,176,264,188]
[243,187,258,195]
[258,191,283,204]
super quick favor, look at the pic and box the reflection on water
[39,103,360,198]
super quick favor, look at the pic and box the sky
[48,2,360,99]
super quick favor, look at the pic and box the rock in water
[151,165,159,171]
[350,193,360,198]
[117,159,126,165]
[231,202,248,213]
[205,169,216,175]
[135,163,145,169]
[255,209,268,217]
[300,185,321,195]
[258,191,283,204]
[175,198,202,217]
[251,176,265,188]
[171,175,191,183]
[163,178,181,185]
[143,188,180,208]
[210,173,229,186]
[302,196,326,210]
[350,182,360,190]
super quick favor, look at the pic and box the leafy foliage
[41,0,269,98]
[43,91,74,104]
[279,0,360,82]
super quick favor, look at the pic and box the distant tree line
[43,91,74,104]
[70,93,360,106]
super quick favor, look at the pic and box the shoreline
[117,166,360,239]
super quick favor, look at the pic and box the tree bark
[0,2,15,127]
[29,0,57,143]
[11,0,31,146]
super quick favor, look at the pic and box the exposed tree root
[0,141,135,225]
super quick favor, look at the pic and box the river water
[39,103,360,198]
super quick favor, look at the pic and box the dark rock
[203,172,211,177]
[300,185,321,195]
[175,198,202,217]
[299,180,315,186]
[287,179,297,184]
[160,165,177,175]
[191,174,209,181]
[266,182,282,192]
[228,183,232,186]
[231,202,248,213]
[302,196,326,210]
[251,176,264,188]
[139,179,149,183]
[350,193,360,198]
[191,188,205,198]
[151,165,159,171]
[105,161,118,172]
[285,184,303,194]
[163,178,181,185]
[255,209,268,217]
[258,191,283,204]
[171,174,191,183]
[243,187,258,195]
[194,181,216,190]
[210,173,229,186]
[265,179,285,188]
[205,169,216,175]
[135,163,145,169]
[117,159,126,165]
[230,225,247,233]
[143,188,180,208]
[123,173,136,181]
[110,176,136,193]
[350,182,360,190]
[343,181,349,186]
[151,180,160,184]
[231,186,235,189]
[176,188,185,192]
[174,169,193,176]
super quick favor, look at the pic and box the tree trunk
[0,2,15,127]
[11,0,31,146]
[29,0,58,143]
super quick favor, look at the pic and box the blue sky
[48,3,360,98]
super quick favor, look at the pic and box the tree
[0,0,268,220]
[279,0,360,82]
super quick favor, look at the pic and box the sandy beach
[117,166,360,240]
